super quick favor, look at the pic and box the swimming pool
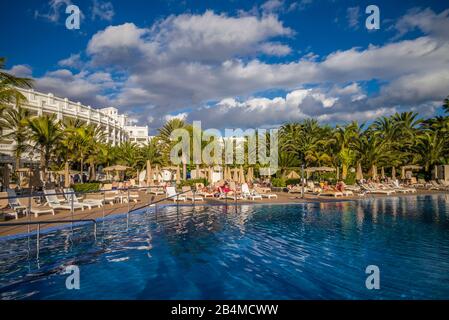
[1,194,449,299]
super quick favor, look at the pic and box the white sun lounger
[44,189,84,211]
[166,186,187,202]
[254,186,278,199]
[241,183,262,200]
[181,186,203,202]
[63,188,103,209]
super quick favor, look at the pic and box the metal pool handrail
[128,188,195,214]
[0,219,97,257]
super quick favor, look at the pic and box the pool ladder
[0,219,97,258]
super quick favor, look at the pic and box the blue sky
[1,0,449,132]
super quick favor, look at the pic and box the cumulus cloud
[8,65,33,78]
[28,68,116,107]
[34,0,73,23]
[346,6,360,30]
[91,0,114,21]
[393,8,449,40]
[58,53,84,69]
[23,8,449,130]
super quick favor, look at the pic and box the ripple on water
[1,195,449,299]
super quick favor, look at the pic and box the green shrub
[179,178,209,188]
[285,178,301,186]
[72,182,101,193]
[344,172,356,185]
[271,177,286,187]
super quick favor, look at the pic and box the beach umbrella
[209,166,214,183]
[371,165,378,180]
[286,170,300,179]
[154,164,161,183]
[356,162,363,181]
[401,167,406,180]
[176,165,181,184]
[247,167,254,182]
[232,168,239,182]
[239,166,245,184]
[392,167,396,180]
[381,167,385,179]
[64,162,70,188]
[434,165,438,180]
[195,164,200,179]
[224,166,229,180]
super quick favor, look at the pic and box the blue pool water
[1,195,449,299]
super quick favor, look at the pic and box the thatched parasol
[247,167,254,182]
[371,165,378,180]
[356,162,363,181]
[176,165,181,184]
[239,166,245,184]
[392,167,396,180]
[286,170,300,179]
[154,164,161,183]
[232,168,239,182]
[381,166,385,179]
[209,166,214,182]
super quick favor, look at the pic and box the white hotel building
[0,88,151,165]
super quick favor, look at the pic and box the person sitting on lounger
[336,181,345,192]
[221,182,231,194]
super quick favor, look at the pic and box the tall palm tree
[28,114,62,181]
[443,95,449,114]
[0,57,33,108]
[333,122,358,179]
[0,106,31,169]
[415,130,447,172]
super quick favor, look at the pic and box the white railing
[17,88,125,131]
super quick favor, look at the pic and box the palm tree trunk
[80,158,84,183]
[15,155,20,171]
[342,164,348,180]
[40,150,46,182]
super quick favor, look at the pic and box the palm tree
[0,57,33,108]
[0,106,31,169]
[414,130,448,172]
[333,122,358,179]
[443,95,449,114]
[28,114,62,181]
[140,139,163,165]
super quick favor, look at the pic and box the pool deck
[1,189,448,238]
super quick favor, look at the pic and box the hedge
[179,178,209,188]
[71,182,101,193]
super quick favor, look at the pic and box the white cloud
[91,0,115,21]
[7,65,33,78]
[34,0,72,23]
[261,0,284,14]
[393,8,449,40]
[346,6,360,30]
[58,53,83,69]
[24,8,449,129]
